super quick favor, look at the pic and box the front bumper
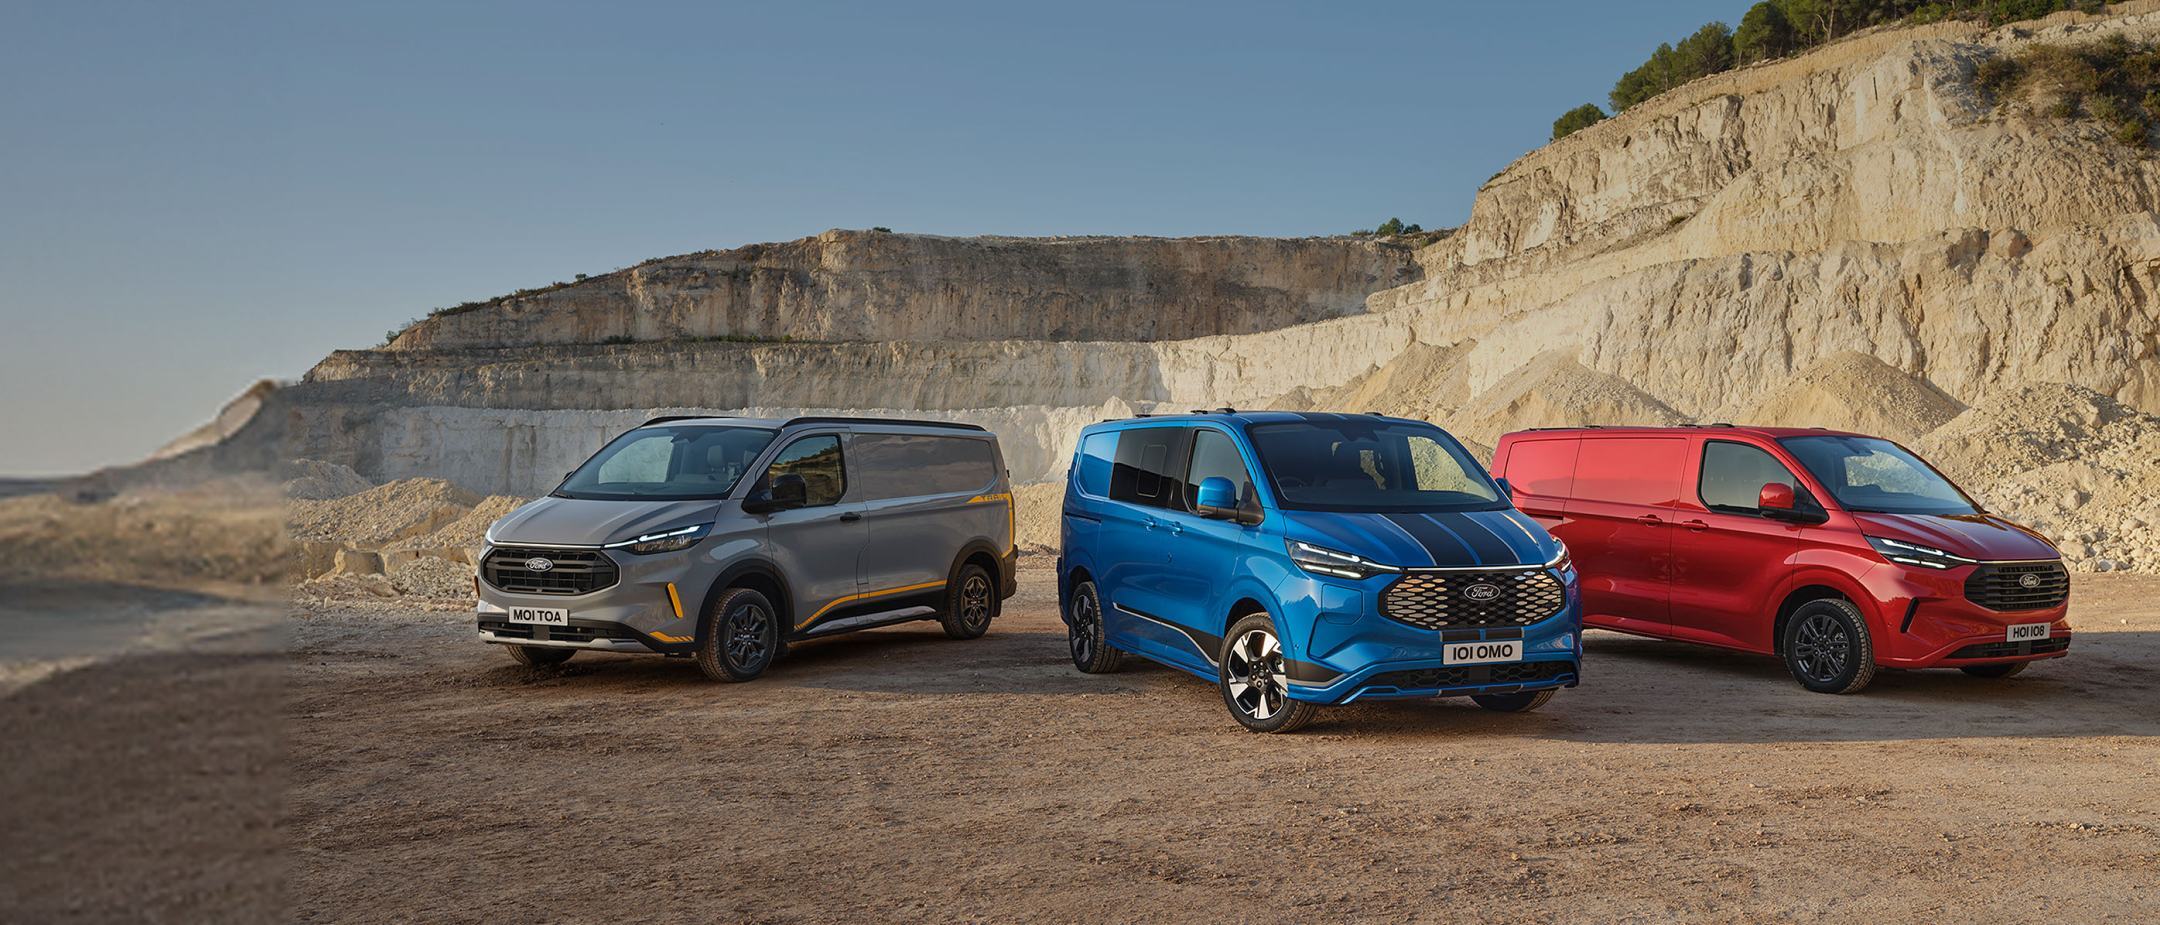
[1277,567,1585,705]
[474,541,720,653]
[1860,562,2072,668]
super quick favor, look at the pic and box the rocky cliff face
[389,233,1419,349]
[229,1,2160,571]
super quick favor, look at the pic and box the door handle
[1680,519,1708,532]
[1168,522,1184,535]
[1142,517,1156,531]
[838,512,862,523]
[1635,514,1664,526]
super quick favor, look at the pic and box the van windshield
[1247,420,1506,513]
[553,425,777,501]
[1778,435,1979,516]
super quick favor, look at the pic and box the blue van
[1058,411,1582,732]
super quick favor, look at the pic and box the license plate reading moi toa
[509,607,570,626]
[1442,639,1521,665]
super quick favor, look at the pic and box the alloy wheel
[1225,628,1291,721]
[961,574,992,630]
[1069,592,1097,663]
[1791,612,1849,684]
[725,601,771,671]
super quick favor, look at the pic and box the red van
[1491,426,2070,693]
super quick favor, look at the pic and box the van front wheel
[1781,598,1877,694]
[1218,613,1318,734]
[697,587,779,682]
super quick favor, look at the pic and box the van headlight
[1545,540,1572,573]
[1865,536,1972,570]
[606,524,710,555]
[1285,540,1399,580]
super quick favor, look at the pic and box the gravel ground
[5,568,2156,923]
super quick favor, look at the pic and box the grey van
[475,415,1017,681]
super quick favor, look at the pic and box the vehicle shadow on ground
[1331,629,2160,745]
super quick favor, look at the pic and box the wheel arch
[1773,581,1864,656]
[947,539,1004,598]
[701,558,795,641]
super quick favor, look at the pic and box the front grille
[1949,637,2070,659]
[479,620,635,643]
[1367,661,1576,691]
[482,546,620,596]
[1380,568,1566,630]
[1963,562,2069,612]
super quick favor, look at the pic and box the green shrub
[2049,94,2083,117]
[600,334,637,345]
[2115,117,2149,145]
[2145,90,2160,118]
[1976,56,2021,96]
[871,226,892,233]
[1552,103,1609,140]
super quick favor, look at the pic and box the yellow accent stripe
[649,630,691,644]
[798,580,947,630]
[969,492,1017,554]
[665,582,685,619]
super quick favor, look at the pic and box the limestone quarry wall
[389,232,1419,349]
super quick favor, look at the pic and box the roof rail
[639,414,726,428]
[782,415,988,432]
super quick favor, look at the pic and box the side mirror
[1757,482,1795,512]
[1495,477,1514,499]
[1759,482,1827,523]
[1194,477,1239,520]
[743,473,808,514]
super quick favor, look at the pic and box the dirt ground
[6,566,2158,923]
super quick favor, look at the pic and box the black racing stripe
[1382,513,1476,564]
[1433,512,1519,564]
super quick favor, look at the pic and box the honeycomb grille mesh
[1379,568,1565,630]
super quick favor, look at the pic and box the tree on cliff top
[1552,103,1609,140]
[1611,22,1736,111]
[1735,3,1798,64]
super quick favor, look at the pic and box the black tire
[1218,613,1318,734]
[505,645,574,668]
[1781,598,1877,694]
[1472,689,1556,713]
[696,587,779,682]
[1066,580,1124,673]
[940,562,998,640]
[1961,661,2029,679]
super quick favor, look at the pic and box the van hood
[1850,511,2059,562]
[1279,508,1561,569]
[486,496,722,548]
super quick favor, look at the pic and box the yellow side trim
[968,491,1017,555]
[665,582,685,619]
[650,630,691,644]
[798,580,947,630]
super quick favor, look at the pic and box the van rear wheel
[1781,598,1876,694]
[940,563,998,639]
[697,587,779,682]
[505,645,574,668]
[1066,580,1123,673]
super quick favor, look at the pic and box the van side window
[851,434,997,500]
[1574,437,1687,506]
[1699,440,1798,513]
[765,435,846,506]
[1183,429,1254,508]
[1109,427,1186,510]
[1502,437,1580,500]
[1074,431,1116,497]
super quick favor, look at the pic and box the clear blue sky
[0,0,1739,476]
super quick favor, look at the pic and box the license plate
[509,607,570,626]
[2006,622,2052,643]
[1442,640,1522,666]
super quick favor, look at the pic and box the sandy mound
[1284,341,1477,423]
[1914,384,2160,572]
[386,495,530,554]
[279,459,374,501]
[1013,482,1065,555]
[1720,352,1965,442]
[286,478,479,547]
[0,479,291,587]
[1447,351,1685,445]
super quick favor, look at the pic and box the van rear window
[1074,431,1116,497]
[1501,438,1580,500]
[851,434,998,500]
